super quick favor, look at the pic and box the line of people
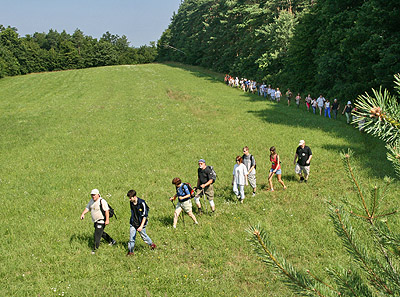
[80,140,312,255]
[224,74,358,122]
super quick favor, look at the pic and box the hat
[347,101,351,105]
[198,159,206,163]
[298,140,305,146]
[90,189,100,195]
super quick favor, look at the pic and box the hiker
[242,146,257,196]
[295,93,301,108]
[194,159,216,213]
[126,189,156,256]
[80,189,116,254]
[342,101,353,124]
[268,146,287,191]
[232,156,248,203]
[294,140,313,183]
[332,98,340,119]
[286,89,292,106]
[305,94,312,112]
[316,95,325,115]
[170,178,199,228]
[324,98,331,118]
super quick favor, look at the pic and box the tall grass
[0,63,397,296]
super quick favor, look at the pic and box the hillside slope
[0,63,397,296]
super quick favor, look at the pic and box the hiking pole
[170,198,185,225]
[202,189,208,215]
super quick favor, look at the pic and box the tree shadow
[246,102,394,180]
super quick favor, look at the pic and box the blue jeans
[128,225,153,252]
[324,107,331,118]
[312,106,316,114]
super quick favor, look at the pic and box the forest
[0,25,157,78]
[157,0,400,100]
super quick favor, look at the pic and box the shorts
[270,168,282,175]
[247,173,256,189]
[195,184,214,201]
[176,199,193,213]
[295,163,310,176]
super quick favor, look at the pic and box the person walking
[324,98,331,118]
[268,146,287,191]
[294,140,313,183]
[194,159,216,213]
[242,146,257,196]
[126,189,156,256]
[232,156,248,203]
[80,189,116,254]
[295,93,301,108]
[332,98,340,119]
[316,95,325,115]
[286,89,293,106]
[311,98,317,114]
[305,94,312,112]
[342,101,353,124]
[170,178,199,228]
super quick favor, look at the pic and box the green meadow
[0,63,398,296]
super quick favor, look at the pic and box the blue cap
[198,159,206,163]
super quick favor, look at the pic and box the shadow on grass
[70,233,93,249]
[163,62,223,84]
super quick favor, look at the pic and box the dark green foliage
[0,25,157,78]
[159,0,400,101]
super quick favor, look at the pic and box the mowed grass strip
[0,63,398,296]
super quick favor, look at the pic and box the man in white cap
[194,159,216,214]
[294,140,313,183]
[80,189,116,254]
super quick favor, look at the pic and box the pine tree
[248,74,400,296]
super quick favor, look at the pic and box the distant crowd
[224,75,363,128]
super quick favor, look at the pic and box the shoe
[109,240,116,246]
[198,209,203,215]
[236,195,241,200]
[240,199,244,204]
[150,243,156,250]
[127,252,134,256]
[304,180,308,183]
[283,186,287,190]
[252,192,256,197]
[270,188,274,192]
[91,250,96,255]
[300,176,304,183]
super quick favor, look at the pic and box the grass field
[0,63,398,296]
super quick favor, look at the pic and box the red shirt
[270,154,281,170]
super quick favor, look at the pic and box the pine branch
[329,205,393,295]
[326,267,374,297]
[247,225,330,297]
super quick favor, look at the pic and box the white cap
[298,140,305,146]
[347,101,351,105]
[90,189,100,195]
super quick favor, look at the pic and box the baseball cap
[298,140,305,146]
[90,189,100,195]
[198,159,206,163]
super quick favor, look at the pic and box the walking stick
[202,189,208,215]
[171,198,185,225]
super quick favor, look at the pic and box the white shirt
[233,163,248,185]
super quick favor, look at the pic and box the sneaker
[109,240,116,246]
[126,252,134,256]
[240,199,244,204]
[252,192,256,197]
[270,188,274,192]
[236,195,241,200]
[198,208,203,215]
[150,243,156,250]
[304,179,308,183]
[283,186,287,190]
[91,250,96,255]
[300,176,304,183]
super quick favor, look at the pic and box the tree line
[0,25,157,78]
[157,0,400,101]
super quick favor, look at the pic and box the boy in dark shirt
[126,189,156,256]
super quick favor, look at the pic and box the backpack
[100,198,117,220]
[208,165,217,183]
[183,183,195,198]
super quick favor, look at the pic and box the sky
[0,0,182,47]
